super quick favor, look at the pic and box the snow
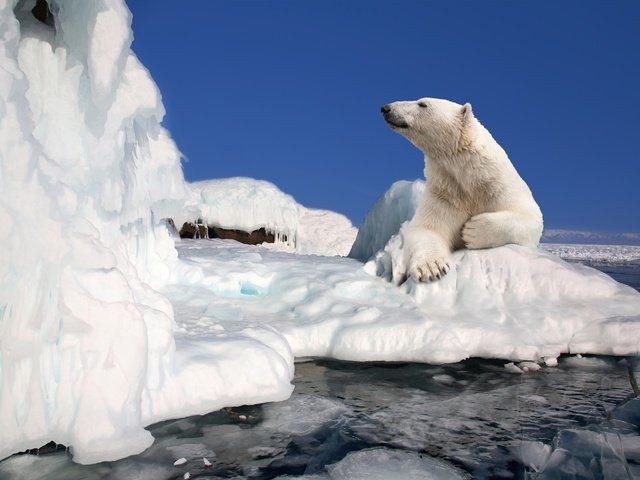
[187,177,357,256]
[1,0,639,469]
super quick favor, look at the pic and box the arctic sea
[0,245,638,480]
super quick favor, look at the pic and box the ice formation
[0,0,291,465]
[189,177,301,245]
[188,177,357,256]
[348,180,424,262]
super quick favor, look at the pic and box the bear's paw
[408,254,450,283]
[462,213,510,249]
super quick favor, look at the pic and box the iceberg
[0,0,291,465]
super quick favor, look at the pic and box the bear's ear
[460,103,473,123]
[459,103,475,150]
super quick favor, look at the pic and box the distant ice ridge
[188,177,357,256]
[540,243,640,264]
[0,0,292,465]
[542,228,640,246]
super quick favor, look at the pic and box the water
[576,262,640,292]
[1,263,639,480]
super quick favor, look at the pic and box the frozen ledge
[277,244,640,364]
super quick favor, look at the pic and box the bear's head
[381,98,475,158]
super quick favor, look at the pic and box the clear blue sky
[127,0,639,232]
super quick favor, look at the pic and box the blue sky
[127,0,639,232]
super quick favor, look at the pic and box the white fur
[382,97,543,282]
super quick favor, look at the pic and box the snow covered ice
[1,0,640,471]
[171,234,640,365]
[188,177,301,246]
[187,177,357,257]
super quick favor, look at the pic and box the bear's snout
[381,104,408,129]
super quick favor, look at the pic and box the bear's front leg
[403,226,451,282]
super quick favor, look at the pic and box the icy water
[576,263,640,292]
[1,264,639,480]
[539,243,640,292]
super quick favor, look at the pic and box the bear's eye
[418,102,428,108]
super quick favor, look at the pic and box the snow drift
[0,0,292,465]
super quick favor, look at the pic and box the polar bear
[381,97,543,282]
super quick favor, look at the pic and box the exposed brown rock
[179,221,208,239]
[172,218,284,245]
[208,226,276,245]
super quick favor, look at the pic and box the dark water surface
[581,263,640,292]
[1,264,639,480]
